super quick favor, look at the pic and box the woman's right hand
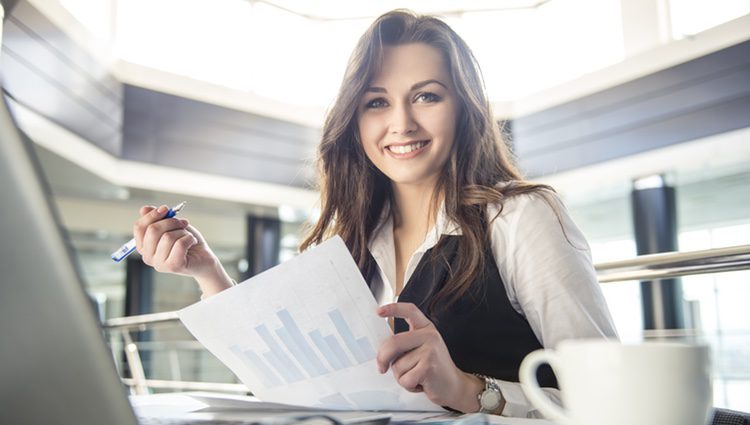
[133,205,233,297]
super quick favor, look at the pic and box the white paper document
[129,392,394,424]
[178,236,442,412]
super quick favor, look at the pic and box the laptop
[0,83,396,424]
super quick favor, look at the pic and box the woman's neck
[391,181,439,234]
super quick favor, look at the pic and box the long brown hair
[301,9,554,310]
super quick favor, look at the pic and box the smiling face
[357,43,459,191]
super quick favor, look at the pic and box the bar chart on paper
[228,308,378,388]
[178,236,441,411]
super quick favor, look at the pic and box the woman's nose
[389,103,418,135]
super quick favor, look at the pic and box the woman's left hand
[376,302,483,412]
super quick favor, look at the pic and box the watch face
[480,389,501,410]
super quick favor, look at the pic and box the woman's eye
[365,98,388,109]
[415,92,441,103]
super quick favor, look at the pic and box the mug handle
[519,349,572,425]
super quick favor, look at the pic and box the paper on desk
[178,236,442,412]
[130,392,393,424]
[181,392,314,411]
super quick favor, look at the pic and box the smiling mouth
[386,140,429,154]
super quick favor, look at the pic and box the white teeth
[388,141,426,154]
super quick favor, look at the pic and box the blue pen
[110,202,187,262]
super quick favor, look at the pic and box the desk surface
[129,393,553,425]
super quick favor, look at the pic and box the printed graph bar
[255,324,305,382]
[356,337,376,361]
[324,335,353,368]
[276,327,327,377]
[310,330,343,370]
[276,310,329,375]
[229,345,282,387]
[328,309,367,363]
[244,349,283,387]
[262,350,297,383]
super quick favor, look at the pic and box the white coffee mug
[519,340,712,425]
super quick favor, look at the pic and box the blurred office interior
[1,0,748,411]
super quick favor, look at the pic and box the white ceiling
[50,0,750,126]
[247,0,552,20]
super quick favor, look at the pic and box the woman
[133,10,617,418]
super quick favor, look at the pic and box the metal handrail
[595,244,750,270]
[103,244,750,330]
[103,311,179,330]
[595,244,750,283]
[103,243,750,394]
[120,378,248,393]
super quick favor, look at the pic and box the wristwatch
[475,374,504,414]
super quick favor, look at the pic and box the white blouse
[366,189,618,418]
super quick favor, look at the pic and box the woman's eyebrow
[411,79,447,91]
[364,79,448,94]
[364,86,387,93]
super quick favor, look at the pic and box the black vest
[365,235,557,388]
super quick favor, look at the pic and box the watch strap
[474,373,504,415]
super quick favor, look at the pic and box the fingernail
[157,205,168,214]
[179,219,189,226]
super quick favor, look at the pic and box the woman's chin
[384,173,442,189]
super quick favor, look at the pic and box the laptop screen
[0,89,137,424]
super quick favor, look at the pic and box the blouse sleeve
[490,190,618,347]
[488,191,618,418]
